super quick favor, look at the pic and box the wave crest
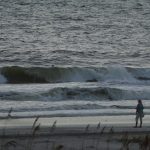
[0,66,150,84]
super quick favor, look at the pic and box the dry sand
[0,115,150,150]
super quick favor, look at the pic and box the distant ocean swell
[0,66,150,84]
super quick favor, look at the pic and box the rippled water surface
[0,0,150,117]
[0,0,150,67]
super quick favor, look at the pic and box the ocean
[0,0,150,118]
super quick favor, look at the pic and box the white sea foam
[0,74,7,84]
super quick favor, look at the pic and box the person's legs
[140,116,142,127]
[135,114,139,127]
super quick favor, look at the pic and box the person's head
[138,99,142,104]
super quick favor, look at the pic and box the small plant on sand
[32,116,40,129]
[50,120,57,132]
[120,132,130,150]
[7,107,13,118]
[95,126,106,150]
[100,126,106,135]
[3,140,17,150]
[81,124,90,150]
[26,122,41,150]
[81,140,85,150]
[47,120,58,149]
[140,135,150,150]
[106,127,114,150]
[97,122,101,130]
[85,124,90,132]
[32,123,41,136]
[54,144,64,150]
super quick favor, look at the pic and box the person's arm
[136,104,139,113]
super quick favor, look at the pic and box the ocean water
[0,0,150,117]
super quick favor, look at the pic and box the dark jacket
[136,103,144,114]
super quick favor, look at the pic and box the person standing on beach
[135,99,144,128]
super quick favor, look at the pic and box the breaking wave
[0,86,150,101]
[0,66,150,84]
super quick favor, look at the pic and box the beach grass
[0,115,150,150]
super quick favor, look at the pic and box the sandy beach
[0,115,150,150]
